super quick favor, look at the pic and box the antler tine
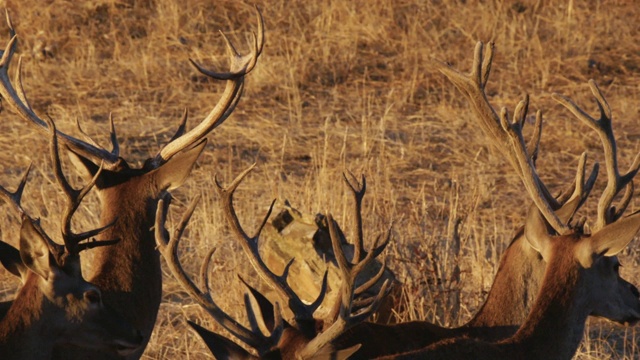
[157,6,263,163]
[526,109,543,165]
[199,246,216,297]
[214,164,325,333]
[325,174,391,324]
[343,171,366,262]
[498,102,569,234]
[240,280,286,349]
[613,181,634,223]
[298,213,390,359]
[108,113,119,157]
[354,224,393,297]
[168,109,189,143]
[154,196,266,350]
[0,162,31,215]
[552,80,640,230]
[75,117,101,148]
[45,116,115,255]
[192,5,264,80]
[0,10,16,74]
[574,153,599,205]
[0,12,122,170]
[433,42,580,235]
[236,275,289,344]
[432,43,504,146]
[354,257,388,297]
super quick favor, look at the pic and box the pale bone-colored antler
[213,164,329,335]
[432,42,600,235]
[552,80,640,230]
[154,196,285,354]
[0,6,263,171]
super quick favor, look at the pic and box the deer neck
[0,276,56,359]
[505,249,589,359]
[467,229,546,330]
[83,181,164,336]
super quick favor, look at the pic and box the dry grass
[0,0,639,358]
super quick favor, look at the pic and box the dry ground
[0,0,639,358]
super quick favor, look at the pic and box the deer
[0,6,263,359]
[154,166,392,359]
[369,42,640,359]
[0,117,144,359]
[331,42,640,359]
[383,204,640,359]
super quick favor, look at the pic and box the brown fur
[1,245,142,360]
[333,228,546,358]
[377,210,640,359]
[0,276,43,345]
[384,238,586,359]
[52,144,204,360]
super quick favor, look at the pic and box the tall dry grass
[0,0,638,358]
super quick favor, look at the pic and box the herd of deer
[0,6,639,360]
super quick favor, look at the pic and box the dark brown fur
[333,228,546,359]
[378,209,640,359]
[52,144,204,360]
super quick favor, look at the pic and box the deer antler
[0,117,116,265]
[432,42,599,234]
[0,163,31,216]
[214,167,391,358]
[154,196,284,354]
[298,205,391,358]
[213,164,329,336]
[0,11,123,169]
[44,116,117,261]
[154,6,265,164]
[552,80,640,230]
[157,166,391,358]
[343,171,366,262]
[325,172,392,317]
[0,6,264,171]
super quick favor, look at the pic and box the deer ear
[151,139,206,191]
[19,216,53,281]
[187,320,256,360]
[590,211,640,257]
[0,240,29,283]
[523,203,555,261]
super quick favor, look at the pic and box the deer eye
[84,289,102,304]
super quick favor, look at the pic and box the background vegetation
[0,0,639,358]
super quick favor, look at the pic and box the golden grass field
[0,0,639,358]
